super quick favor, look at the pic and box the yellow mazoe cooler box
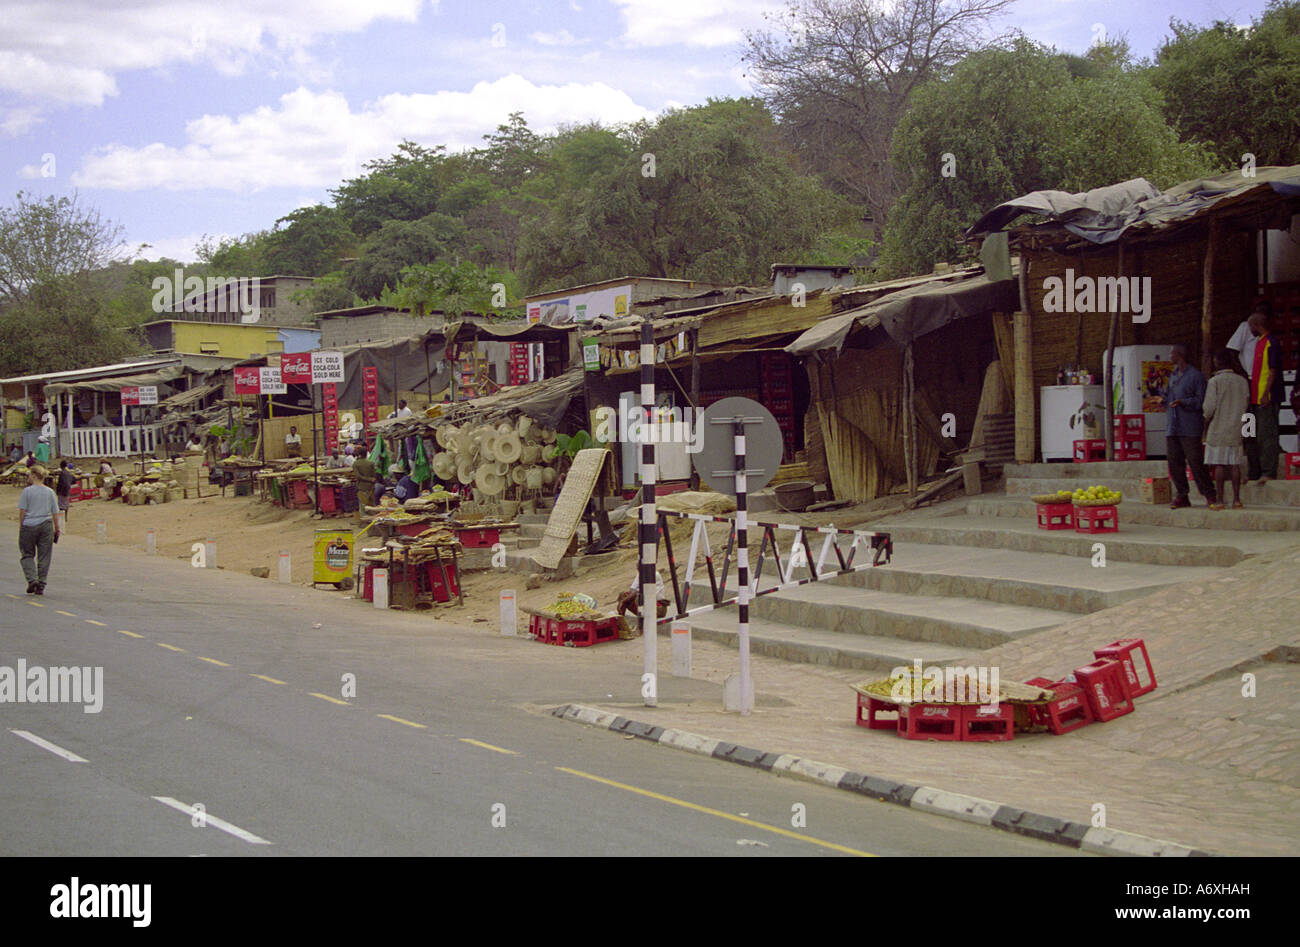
[313,528,354,585]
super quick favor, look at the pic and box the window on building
[200,342,220,354]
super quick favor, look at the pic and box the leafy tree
[384,260,521,319]
[742,0,1015,237]
[263,204,357,276]
[878,37,1216,277]
[0,191,127,306]
[195,231,270,278]
[345,213,466,300]
[331,141,457,236]
[0,275,141,376]
[1150,0,1300,167]
[291,270,357,314]
[518,98,857,289]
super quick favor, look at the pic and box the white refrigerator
[618,391,692,488]
[1040,385,1105,461]
[1103,345,1172,459]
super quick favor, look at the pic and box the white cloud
[531,30,583,47]
[611,0,781,48]
[132,232,217,263]
[0,0,424,131]
[71,76,656,192]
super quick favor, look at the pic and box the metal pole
[313,385,320,515]
[640,318,658,707]
[734,417,751,716]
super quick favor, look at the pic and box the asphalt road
[0,532,1084,857]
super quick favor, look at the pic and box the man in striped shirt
[1245,311,1283,483]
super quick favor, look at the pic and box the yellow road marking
[250,674,286,685]
[156,643,185,652]
[5,593,18,599]
[309,692,350,706]
[378,714,427,729]
[84,619,107,627]
[555,767,875,857]
[116,630,143,639]
[27,601,44,607]
[199,657,231,667]
[56,610,77,617]
[459,738,518,755]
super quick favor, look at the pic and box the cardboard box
[1140,477,1171,504]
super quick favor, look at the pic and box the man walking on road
[18,465,61,595]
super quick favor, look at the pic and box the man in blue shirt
[17,465,62,594]
[1160,343,1216,508]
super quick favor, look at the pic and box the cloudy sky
[0,0,1274,264]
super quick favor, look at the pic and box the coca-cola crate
[1074,504,1118,534]
[1093,638,1156,697]
[1024,677,1094,734]
[1073,659,1135,722]
[558,617,619,647]
[855,692,900,731]
[1036,502,1074,530]
[456,526,500,548]
[898,702,962,741]
[961,703,1015,742]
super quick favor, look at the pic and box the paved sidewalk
[527,543,1300,856]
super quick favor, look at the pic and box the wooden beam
[1014,258,1035,463]
[1201,219,1217,374]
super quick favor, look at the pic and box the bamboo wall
[805,313,995,502]
[1025,230,1252,402]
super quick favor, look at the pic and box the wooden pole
[689,328,701,490]
[1014,254,1035,464]
[1104,244,1123,461]
[903,342,917,496]
[1201,219,1217,374]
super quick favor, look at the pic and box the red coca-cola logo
[1094,683,1109,708]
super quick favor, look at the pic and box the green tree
[518,98,857,289]
[0,275,141,376]
[0,191,127,306]
[345,213,466,300]
[384,260,521,319]
[195,231,270,278]
[878,37,1216,277]
[1150,1,1300,168]
[263,204,358,276]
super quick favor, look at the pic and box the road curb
[550,703,1217,857]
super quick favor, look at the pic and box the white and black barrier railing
[654,510,893,623]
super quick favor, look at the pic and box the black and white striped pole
[734,418,752,715]
[640,318,658,707]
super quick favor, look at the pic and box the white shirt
[284,432,302,446]
[1227,320,1258,375]
[396,406,413,419]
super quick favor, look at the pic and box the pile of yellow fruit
[1072,484,1122,506]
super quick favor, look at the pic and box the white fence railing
[60,424,164,458]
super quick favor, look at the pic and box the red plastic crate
[1285,452,1300,480]
[898,702,962,741]
[456,526,500,548]
[318,484,340,514]
[1024,677,1094,734]
[855,692,900,730]
[1074,504,1118,533]
[1093,638,1157,698]
[421,560,459,602]
[559,617,619,647]
[1073,659,1135,722]
[396,521,431,537]
[961,703,1015,741]
[1073,439,1107,463]
[1036,502,1074,530]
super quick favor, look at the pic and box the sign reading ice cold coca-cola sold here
[310,351,344,384]
[120,385,158,405]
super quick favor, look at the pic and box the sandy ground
[2,480,918,628]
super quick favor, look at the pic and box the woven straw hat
[475,463,506,495]
[435,424,459,449]
[511,465,528,485]
[542,466,557,485]
[494,429,522,463]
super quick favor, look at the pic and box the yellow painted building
[143,320,320,360]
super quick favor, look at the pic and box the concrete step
[748,583,1067,649]
[681,614,982,671]
[1006,476,1300,510]
[880,514,1260,567]
[972,495,1300,532]
[1006,461,1167,480]
[838,542,1219,615]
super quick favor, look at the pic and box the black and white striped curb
[550,703,1216,857]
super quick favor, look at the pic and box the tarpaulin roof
[967,165,1300,245]
[330,336,450,408]
[44,364,185,396]
[785,267,1019,356]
